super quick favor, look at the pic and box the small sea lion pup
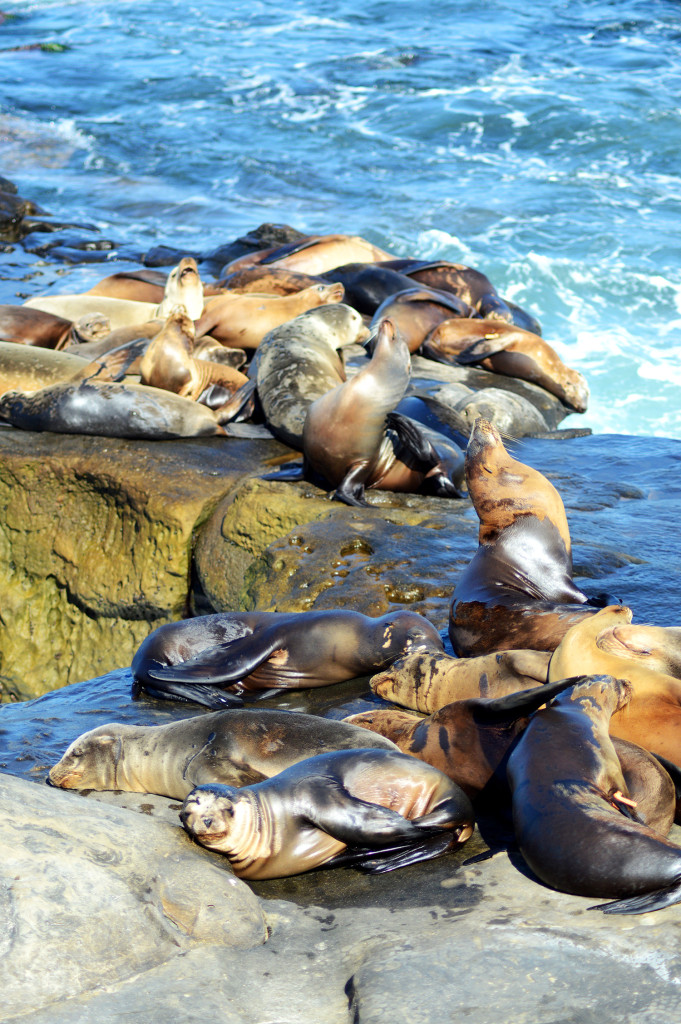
[449,418,608,657]
[47,710,400,798]
[507,674,681,915]
[179,748,474,879]
[548,604,681,764]
[303,318,465,506]
[344,677,676,835]
[132,608,445,708]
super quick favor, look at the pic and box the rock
[203,222,307,277]
[0,772,267,1019]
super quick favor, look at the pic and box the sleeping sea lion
[548,605,681,763]
[180,747,474,879]
[221,233,396,277]
[214,266,326,295]
[303,318,465,506]
[449,418,605,657]
[0,304,75,350]
[194,281,345,349]
[507,674,681,914]
[86,268,167,303]
[132,608,445,708]
[370,287,475,353]
[47,710,400,797]
[24,294,159,331]
[422,319,589,413]
[345,677,676,835]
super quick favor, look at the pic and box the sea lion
[381,259,525,325]
[156,257,204,320]
[303,318,465,506]
[221,233,396,277]
[194,281,345,349]
[422,319,589,413]
[215,266,326,295]
[344,679,676,835]
[370,287,474,353]
[0,378,227,439]
[47,710,400,798]
[132,608,445,707]
[449,418,605,657]
[65,319,164,359]
[0,339,138,396]
[370,648,552,713]
[138,305,248,402]
[320,263,443,317]
[24,294,159,331]
[180,747,474,879]
[507,674,681,914]
[86,268,167,303]
[252,302,369,449]
[548,605,681,763]
[0,304,75,349]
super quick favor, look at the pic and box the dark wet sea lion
[221,233,396,277]
[548,605,681,764]
[303,318,465,506]
[449,418,603,657]
[0,378,226,438]
[318,263,431,316]
[507,674,681,914]
[370,287,475,353]
[252,302,369,449]
[422,319,589,413]
[194,281,345,349]
[132,608,444,708]
[381,259,524,325]
[180,747,474,879]
[0,304,74,350]
[370,648,552,713]
[47,710,400,797]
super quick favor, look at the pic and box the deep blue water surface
[1,0,681,436]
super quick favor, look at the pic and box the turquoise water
[2,0,681,436]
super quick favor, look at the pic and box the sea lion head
[47,723,133,790]
[465,417,571,550]
[159,257,204,320]
[554,673,634,716]
[596,622,681,678]
[180,784,244,850]
[71,312,111,344]
[376,611,444,661]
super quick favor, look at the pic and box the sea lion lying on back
[180,748,474,879]
[303,318,466,506]
[47,710,400,798]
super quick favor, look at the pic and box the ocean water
[1,0,681,438]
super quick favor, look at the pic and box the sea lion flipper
[133,678,245,709]
[472,675,590,724]
[333,463,371,507]
[456,334,509,364]
[386,411,436,463]
[592,878,681,916]
[325,830,455,874]
[146,635,279,686]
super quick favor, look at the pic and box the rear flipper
[145,632,280,685]
[592,877,681,915]
[325,829,457,874]
[132,677,245,709]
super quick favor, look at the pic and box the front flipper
[471,676,589,725]
[592,878,681,915]
[333,462,371,507]
[145,632,283,686]
[386,411,438,463]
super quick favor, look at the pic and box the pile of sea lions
[47,415,681,915]
[0,231,588,502]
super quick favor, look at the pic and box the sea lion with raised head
[449,418,606,657]
[47,710,400,798]
[507,673,681,914]
[156,257,204,320]
[132,607,445,707]
[180,747,474,879]
[303,318,465,506]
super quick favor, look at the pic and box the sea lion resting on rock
[24,294,159,331]
[132,608,445,708]
[345,677,676,836]
[86,268,167,304]
[221,233,396,277]
[303,318,466,506]
[156,257,204,320]
[180,748,474,879]
[507,674,681,914]
[370,287,476,353]
[47,710,400,798]
[549,605,681,764]
[449,417,608,657]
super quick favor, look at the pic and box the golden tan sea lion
[221,233,396,277]
[156,257,204,320]
[24,294,159,330]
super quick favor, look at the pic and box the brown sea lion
[65,319,164,359]
[507,674,681,914]
[381,259,522,325]
[303,318,465,506]
[344,678,676,835]
[86,268,167,303]
[194,281,345,348]
[131,607,445,708]
[24,294,159,330]
[180,748,474,879]
[548,606,681,763]
[370,287,476,353]
[0,304,75,349]
[370,648,552,713]
[449,418,604,657]
[47,710,400,797]
[139,306,248,402]
[214,266,326,295]
[156,257,204,320]
[422,319,589,413]
[221,233,396,277]
[0,339,137,396]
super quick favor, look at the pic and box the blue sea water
[1,0,681,437]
